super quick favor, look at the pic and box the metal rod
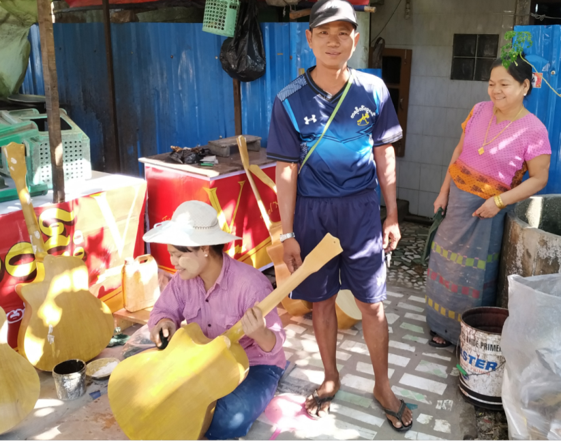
[102,0,121,173]
[233,79,242,136]
[37,0,65,203]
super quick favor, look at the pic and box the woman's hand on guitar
[241,304,276,352]
[241,305,267,339]
[150,319,177,348]
[282,238,302,273]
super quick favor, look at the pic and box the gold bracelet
[494,195,506,210]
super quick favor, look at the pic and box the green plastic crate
[0,111,39,169]
[202,0,239,38]
[0,109,91,189]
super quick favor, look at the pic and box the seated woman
[144,200,286,440]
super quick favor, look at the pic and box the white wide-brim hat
[143,200,241,247]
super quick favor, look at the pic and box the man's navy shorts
[291,189,387,304]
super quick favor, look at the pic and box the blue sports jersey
[267,67,403,198]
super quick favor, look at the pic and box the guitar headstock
[301,233,343,273]
[2,143,27,190]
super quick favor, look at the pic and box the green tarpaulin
[0,0,38,98]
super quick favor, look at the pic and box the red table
[139,150,280,272]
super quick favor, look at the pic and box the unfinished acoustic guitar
[108,234,343,440]
[236,136,362,328]
[4,142,114,371]
[236,136,312,316]
[0,306,40,435]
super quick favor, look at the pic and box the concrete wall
[371,0,517,217]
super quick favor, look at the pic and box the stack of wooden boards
[0,143,114,435]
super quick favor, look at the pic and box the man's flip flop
[383,399,413,432]
[429,337,451,348]
[306,389,335,420]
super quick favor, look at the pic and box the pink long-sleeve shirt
[148,254,286,370]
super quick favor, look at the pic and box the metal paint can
[52,359,86,401]
[458,307,509,410]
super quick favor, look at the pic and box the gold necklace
[478,107,524,155]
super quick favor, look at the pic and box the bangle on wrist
[494,194,506,210]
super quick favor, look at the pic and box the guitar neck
[236,136,273,231]
[224,234,342,343]
[3,143,47,258]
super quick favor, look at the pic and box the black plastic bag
[219,0,266,82]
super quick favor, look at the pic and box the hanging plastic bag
[502,274,561,440]
[219,0,266,82]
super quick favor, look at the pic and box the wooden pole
[102,0,121,173]
[233,79,242,136]
[37,0,65,203]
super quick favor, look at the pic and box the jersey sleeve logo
[304,115,317,125]
[351,105,375,126]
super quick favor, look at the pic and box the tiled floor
[387,222,430,291]
[2,222,479,441]
[244,284,476,440]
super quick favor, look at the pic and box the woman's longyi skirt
[425,181,510,346]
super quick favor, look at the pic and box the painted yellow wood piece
[17,254,115,371]
[4,142,114,372]
[109,234,343,440]
[335,289,363,329]
[237,136,312,316]
[0,307,40,435]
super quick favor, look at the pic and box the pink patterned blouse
[449,101,551,199]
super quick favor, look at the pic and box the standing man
[266,0,412,431]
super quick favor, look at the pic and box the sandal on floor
[429,336,451,348]
[383,399,413,432]
[305,389,336,420]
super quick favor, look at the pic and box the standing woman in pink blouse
[427,55,551,348]
[144,201,286,440]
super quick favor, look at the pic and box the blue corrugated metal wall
[516,25,561,194]
[241,23,315,141]
[21,22,315,176]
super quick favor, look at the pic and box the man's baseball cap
[309,0,358,30]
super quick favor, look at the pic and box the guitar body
[3,142,114,372]
[0,307,40,435]
[108,323,249,440]
[17,254,114,371]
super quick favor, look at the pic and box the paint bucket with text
[458,307,509,410]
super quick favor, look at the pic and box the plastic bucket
[52,359,86,400]
[458,307,509,410]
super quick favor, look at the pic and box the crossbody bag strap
[299,71,354,174]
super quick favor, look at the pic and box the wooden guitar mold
[0,306,40,435]
[236,136,312,316]
[108,233,343,440]
[4,142,114,371]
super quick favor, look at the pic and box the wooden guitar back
[108,323,249,440]
[18,254,114,371]
[0,307,40,435]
